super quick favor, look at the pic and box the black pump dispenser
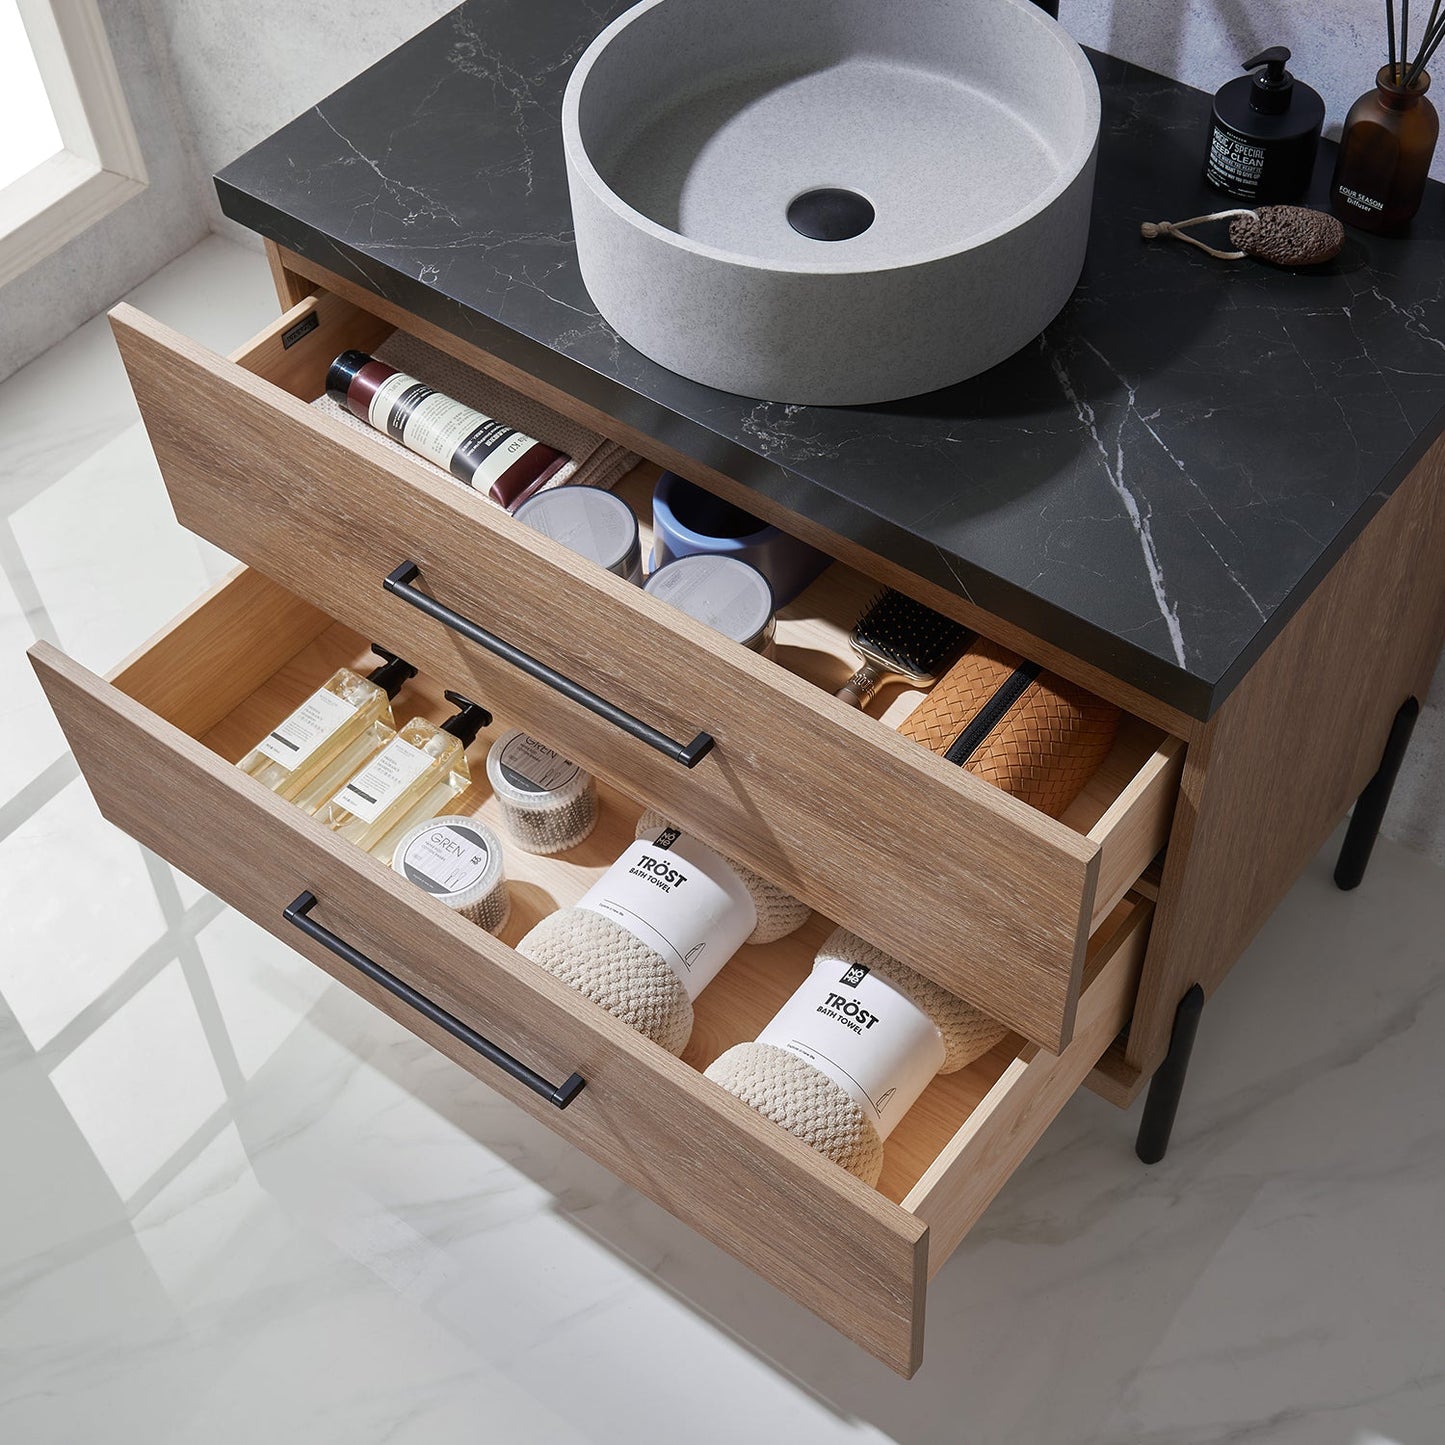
[439,691,492,747]
[1205,45,1324,202]
[1245,47,1295,114]
[366,646,418,700]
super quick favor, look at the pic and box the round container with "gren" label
[392,816,510,934]
[485,729,599,854]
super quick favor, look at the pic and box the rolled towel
[518,905,694,1054]
[519,817,806,1052]
[634,809,811,945]
[706,926,1008,1185]
[708,1040,887,1183]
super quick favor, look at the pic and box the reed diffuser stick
[1422,0,1443,50]
[1382,0,1445,89]
[1404,1,1445,86]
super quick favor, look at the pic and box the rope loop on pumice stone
[1140,209,1255,260]
[1141,205,1346,267]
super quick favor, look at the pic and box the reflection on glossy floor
[2,238,1444,1445]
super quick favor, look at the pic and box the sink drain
[787,188,874,242]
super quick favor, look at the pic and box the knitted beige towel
[706,927,1008,1185]
[709,1040,888,1183]
[518,818,810,1053]
[311,331,638,498]
[519,906,694,1054]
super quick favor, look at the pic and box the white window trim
[0,0,147,288]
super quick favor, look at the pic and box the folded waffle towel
[633,809,811,946]
[517,814,810,1054]
[705,927,1008,1185]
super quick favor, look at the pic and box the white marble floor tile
[48,959,228,1201]
[120,234,280,356]
[0,1053,132,1268]
[11,422,234,674]
[0,777,167,1050]
[168,863,209,910]
[196,904,336,1080]
[0,236,273,516]
[0,564,65,799]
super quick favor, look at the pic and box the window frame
[0,0,147,288]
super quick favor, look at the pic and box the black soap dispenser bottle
[1205,47,1325,202]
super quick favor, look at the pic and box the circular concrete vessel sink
[562,0,1100,405]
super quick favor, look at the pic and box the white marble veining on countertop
[2,236,1443,1444]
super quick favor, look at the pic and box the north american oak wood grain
[264,239,317,310]
[225,286,391,395]
[144,600,1106,1211]
[906,897,1148,1265]
[238,261,1194,1109]
[31,629,929,1377]
[192,607,1150,1208]
[107,565,330,738]
[1129,423,1445,1078]
[111,300,1135,1052]
[30,568,1149,1376]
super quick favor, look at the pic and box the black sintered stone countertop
[216,2,1445,721]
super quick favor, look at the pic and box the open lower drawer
[108,289,1181,1052]
[30,567,1150,1376]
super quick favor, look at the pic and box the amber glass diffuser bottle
[1332,65,1439,233]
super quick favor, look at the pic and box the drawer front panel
[30,638,928,1375]
[112,303,1101,1051]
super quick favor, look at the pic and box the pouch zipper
[942,661,1042,766]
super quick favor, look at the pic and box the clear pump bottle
[237,648,417,808]
[323,691,492,861]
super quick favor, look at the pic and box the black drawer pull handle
[284,891,585,1109]
[384,561,714,768]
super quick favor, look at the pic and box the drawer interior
[225,289,1182,942]
[102,568,1145,1210]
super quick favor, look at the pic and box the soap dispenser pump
[324,690,493,861]
[1205,47,1325,202]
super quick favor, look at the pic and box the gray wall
[0,0,209,381]
[1069,0,1396,154]
[168,1,1442,196]
[146,0,458,241]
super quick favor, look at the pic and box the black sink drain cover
[787,188,875,242]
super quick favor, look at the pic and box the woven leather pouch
[899,638,1120,818]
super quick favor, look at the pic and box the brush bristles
[851,589,968,678]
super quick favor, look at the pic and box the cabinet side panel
[1130,432,1445,1075]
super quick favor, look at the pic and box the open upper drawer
[108,290,1180,1051]
[30,566,1150,1376]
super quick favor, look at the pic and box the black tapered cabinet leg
[1135,984,1204,1164]
[1334,696,1420,891]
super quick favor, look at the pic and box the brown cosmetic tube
[327,350,568,509]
